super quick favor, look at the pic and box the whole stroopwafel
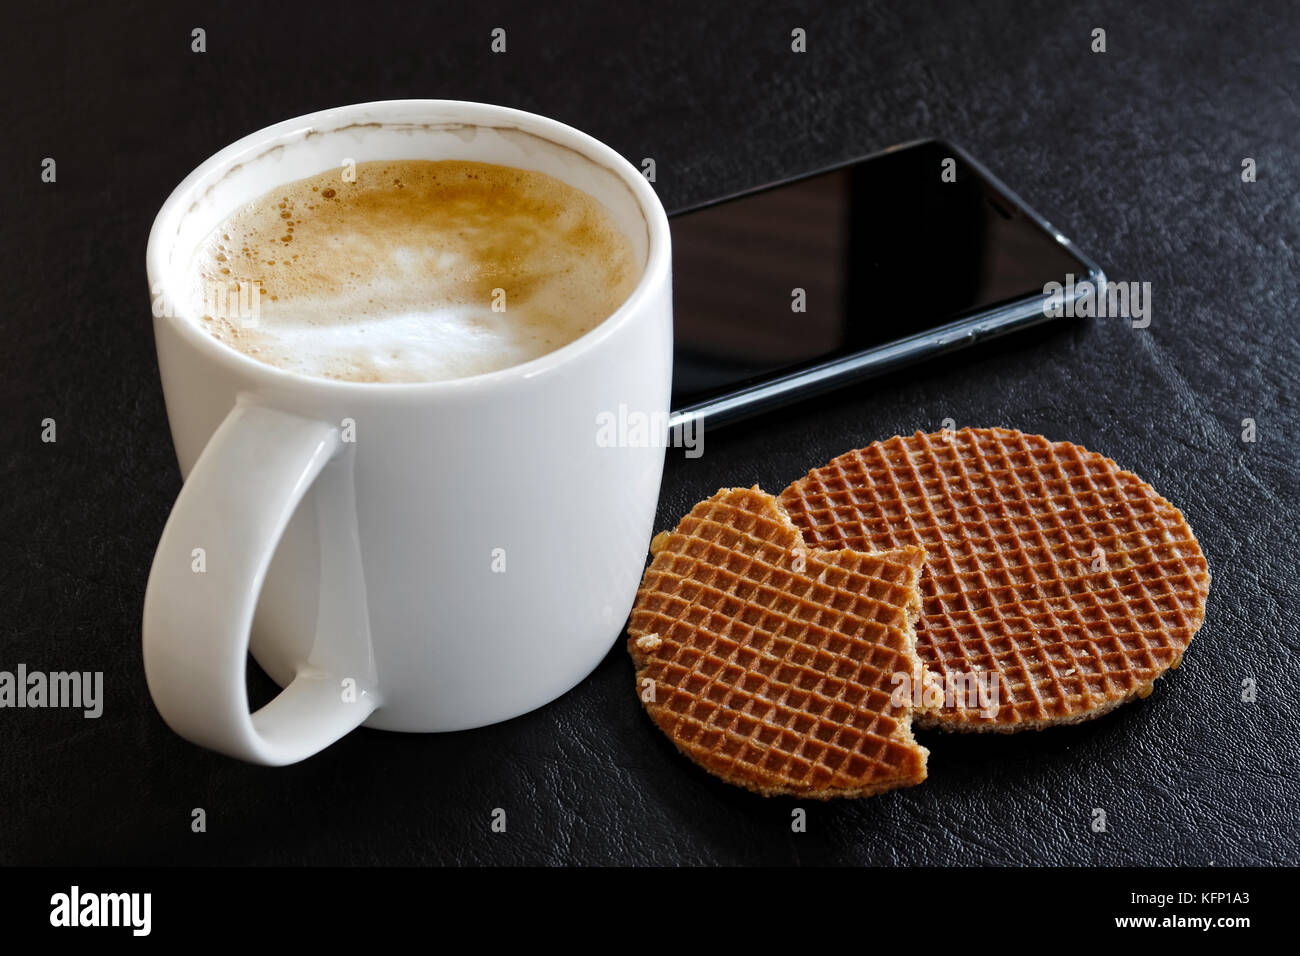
[627,487,929,799]
[779,427,1211,731]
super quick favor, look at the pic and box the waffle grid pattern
[628,487,928,798]
[779,428,1211,729]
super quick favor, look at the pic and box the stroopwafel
[778,427,1211,731]
[627,487,929,798]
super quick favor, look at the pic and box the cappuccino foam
[182,159,639,383]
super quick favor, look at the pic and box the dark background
[2,0,1297,866]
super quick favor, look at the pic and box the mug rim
[146,99,671,395]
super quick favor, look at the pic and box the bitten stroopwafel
[779,427,1211,731]
[627,487,929,799]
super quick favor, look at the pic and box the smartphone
[668,139,1106,428]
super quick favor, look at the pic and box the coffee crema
[182,159,639,383]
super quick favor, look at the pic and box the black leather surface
[2,0,1296,866]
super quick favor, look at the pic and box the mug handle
[142,400,380,764]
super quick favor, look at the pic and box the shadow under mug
[143,100,673,765]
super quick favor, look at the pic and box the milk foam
[183,160,640,383]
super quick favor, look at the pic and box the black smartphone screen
[669,140,1099,415]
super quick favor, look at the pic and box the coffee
[182,159,639,383]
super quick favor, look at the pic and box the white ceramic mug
[143,100,672,765]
